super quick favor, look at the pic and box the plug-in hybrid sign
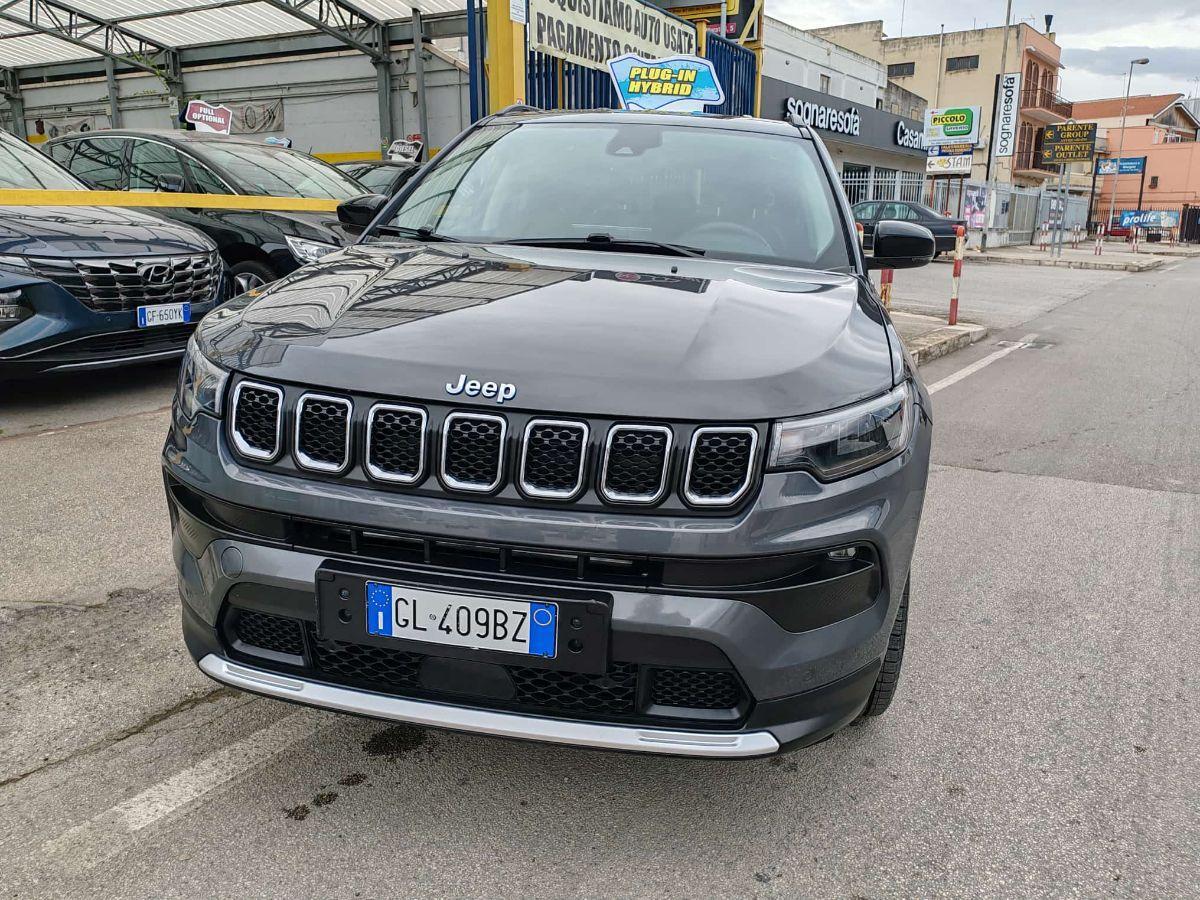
[607,54,724,112]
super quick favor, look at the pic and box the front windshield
[194,142,364,199]
[0,136,85,190]
[377,121,852,270]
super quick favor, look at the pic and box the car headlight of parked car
[768,381,916,480]
[177,335,228,421]
[285,235,339,264]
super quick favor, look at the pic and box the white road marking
[927,333,1038,395]
[41,712,316,870]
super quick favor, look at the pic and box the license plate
[365,582,557,658]
[136,302,191,328]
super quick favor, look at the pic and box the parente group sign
[529,0,696,73]
[608,54,724,112]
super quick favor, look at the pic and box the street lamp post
[1106,58,1150,234]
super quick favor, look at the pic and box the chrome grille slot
[294,393,352,473]
[601,425,673,504]
[230,381,282,461]
[520,419,588,500]
[684,427,758,507]
[366,403,426,484]
[440,412,506,492]
[28,252,220,313]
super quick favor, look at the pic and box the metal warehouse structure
[0,0,469,153]
[0,0,758,155]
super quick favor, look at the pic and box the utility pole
[979,0,1013,251]
[1106,58,1150,232]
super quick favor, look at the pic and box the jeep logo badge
[445,373,517,404]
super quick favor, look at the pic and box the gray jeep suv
[164,108,935,757]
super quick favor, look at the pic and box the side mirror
[866,220,936,270]
[158,173,186,193]
[337,192,389,227]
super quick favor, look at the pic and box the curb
[961,252,1164,272]
[903,320,989,367]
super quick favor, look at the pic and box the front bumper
[165,400,930,756]
[0,271,227,378]
[200,654,782,757]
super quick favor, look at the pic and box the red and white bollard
[949,225,965,326]
[879,267,894,310]
[1037,222,1051,251]
[1131,227,1140,254]
[1094,224,1105,256]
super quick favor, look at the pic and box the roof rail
[491,103,541,118]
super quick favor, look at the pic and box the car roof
[484,107,807,139]
[46,128,278,149]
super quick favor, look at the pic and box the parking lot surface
[2,259,1197,898]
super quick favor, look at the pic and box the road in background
[1,260,1196,897]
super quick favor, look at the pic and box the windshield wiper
[372,225,463,242]
[496,233,705,258]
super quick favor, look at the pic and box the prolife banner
[528,0,697,72]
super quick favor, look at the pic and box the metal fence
[702,32,757,116]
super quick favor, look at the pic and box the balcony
[1013,149,1058,177]
[1020,86,1072,122]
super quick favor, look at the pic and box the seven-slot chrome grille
[28,252,220,313]
[226,379,761,511]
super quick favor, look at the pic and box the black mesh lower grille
[443,414,504,489]
[225,612,747,723]
[367,405,425,481]
[521,421,586,496]
[235,610,304,656]
[603,427,670,501]
[686,430,755,503]
[650,667,744,710]
[297,396,350,469]
[232,385,280,457]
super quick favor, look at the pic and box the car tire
[229,260,276,295]
[860,576,910,718]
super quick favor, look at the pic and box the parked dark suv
[165,108,936,757]
[0,130,225,379]
[46,130,365,292]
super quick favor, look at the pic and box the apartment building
[1072,93,1200,217]
[811,19,1069,187]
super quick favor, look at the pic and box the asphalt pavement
[1,258,1197,898]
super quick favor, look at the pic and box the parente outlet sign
[185,100,233,135]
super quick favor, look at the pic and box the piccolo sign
[925,106,981,146]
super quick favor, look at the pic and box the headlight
[0,254,33,275]
[285,235,339,264]
[177,335,229,420]
[768,381,916,479]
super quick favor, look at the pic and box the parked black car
[334,159,419,195]
[853,200,965,255]
[0,130,226,379]
[46,130,367,292]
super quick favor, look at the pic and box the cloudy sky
[771,0,1200,102]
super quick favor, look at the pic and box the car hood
[264,209,358,245]
[0,204,215,257]
[199,243,893,420]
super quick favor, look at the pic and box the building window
[888,62,915,78]
[946,55,980,73]
[1149,175,1159,189]
[819,73,831,94]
